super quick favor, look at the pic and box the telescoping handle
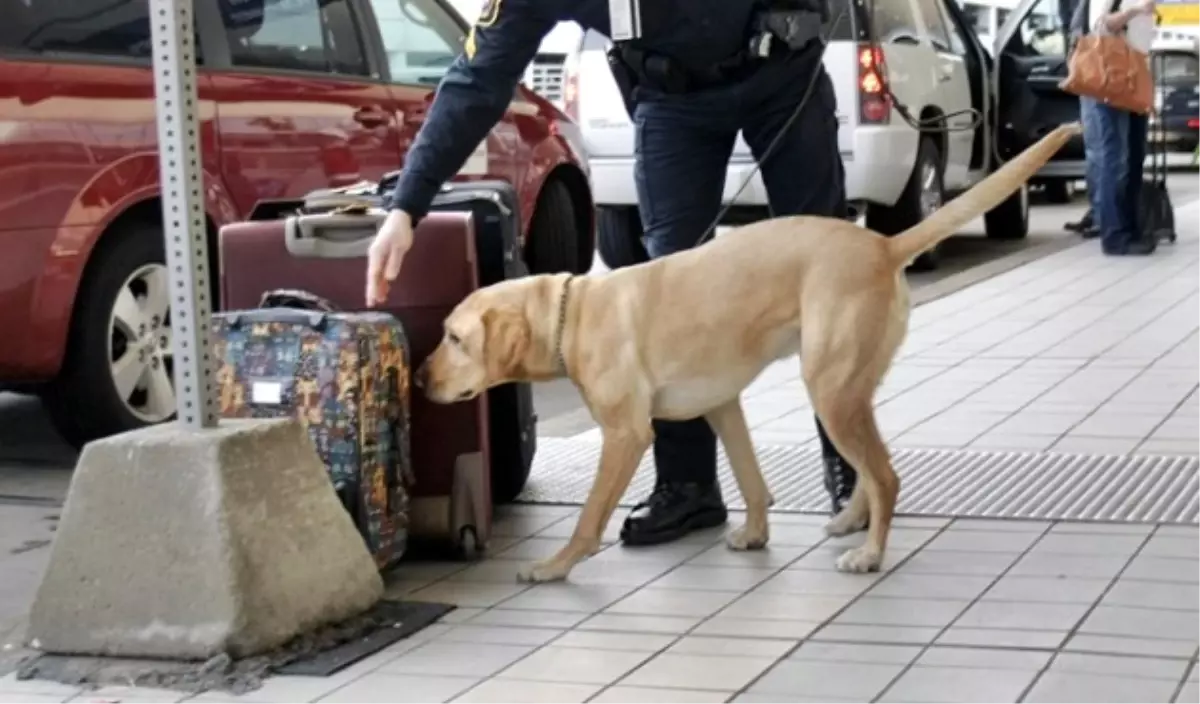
[284,210,388,259]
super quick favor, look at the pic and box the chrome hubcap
[108,264,175,423]
[919,161,943,218]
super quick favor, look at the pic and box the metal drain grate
[519,437,1200,524]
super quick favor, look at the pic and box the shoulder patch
[465,25,478,59]
[478,0,502,27]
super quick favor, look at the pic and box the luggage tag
[250,380,285,406]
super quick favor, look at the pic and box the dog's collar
[553,275,576,375]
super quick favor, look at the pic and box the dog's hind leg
[807,392,898,573]
[517,418,653,584]
[801,304,903,573]
[705,399,772,551]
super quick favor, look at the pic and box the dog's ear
[482,306,531,378]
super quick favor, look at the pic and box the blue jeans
[628,45,848,486]
[1081,96,1147,250]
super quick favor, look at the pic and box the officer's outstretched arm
[386,0,556,222]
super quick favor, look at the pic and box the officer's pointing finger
[383,245,405,281]
[366,248,384,307]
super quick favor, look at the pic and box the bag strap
[1070,0,1090,35]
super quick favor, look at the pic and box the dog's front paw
[824,509,868,537]
[516,559,571,583]
[725,524,769,551]
[835,545,883,573]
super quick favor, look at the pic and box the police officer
[365,0,860,545]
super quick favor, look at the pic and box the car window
[368,0,464,86]
[961,2,991,37]
[1153,51,1200,82]
[869,0,923,44]
[1008,0,1068,56]
[827,0,859,41]
[915,0,954,51]
[937,0,969,54]
[219,0,369,76]
[2,0,202,62]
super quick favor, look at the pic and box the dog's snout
[414,363,427,389]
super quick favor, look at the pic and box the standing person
[363,0,863,545]
[1072,0,1159,255]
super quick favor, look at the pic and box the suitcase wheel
[459,526,482,562]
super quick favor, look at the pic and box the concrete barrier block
[26,418,384,660]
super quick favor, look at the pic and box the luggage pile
[212,177,538,566]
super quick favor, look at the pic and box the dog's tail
[886,122,1082,269]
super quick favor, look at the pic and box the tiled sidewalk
[2,207,1196,704]
[2,509,1196,703]
[735,201,1200,457]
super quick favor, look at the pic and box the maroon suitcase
[218,211,492,558]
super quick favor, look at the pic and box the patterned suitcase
[219,212,492,559]
[210,291,412,570]
[301,179,537,504]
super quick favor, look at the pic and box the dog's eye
[447,332,461,346]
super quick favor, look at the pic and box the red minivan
[0,0,595,448]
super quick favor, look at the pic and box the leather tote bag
[1059,0,1154,114]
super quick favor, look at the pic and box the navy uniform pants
[632,43,848,487]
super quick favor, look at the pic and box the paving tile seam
[913,257,1197,363]
[721,520,959,701]
[431,529,737,703]
[580,529,841,703]
[870,521,1058,703]
[1171,660,1200,703]
[905,311,1200,451]
[1014,527,1160,703]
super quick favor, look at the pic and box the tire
[866,136,945,272]
[42,222,175,449]
[984,182,1030,240]
[1043,179,1073,204]
[596,206,649,269]
[488,382,534,505]
[525,179,582,274]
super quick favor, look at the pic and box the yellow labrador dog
[416,124,1080,583]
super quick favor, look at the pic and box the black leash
[692,0,984,247]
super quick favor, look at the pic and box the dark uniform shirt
[386,0,760,220]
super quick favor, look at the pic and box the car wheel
[43,223,174,449]
[866,136,944,272]
[596,206,649,270]
[1043,179,1073,203]
[984,182,1030,240]
[525,179,582,274]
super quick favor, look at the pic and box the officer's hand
[366,209,414,307]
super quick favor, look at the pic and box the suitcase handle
[259,289,339,312]
[285,212,387,259]
[223,308,330,330]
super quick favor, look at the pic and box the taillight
[563,64,580,122]
[858,43,890,125]
[1188,118,1199,128]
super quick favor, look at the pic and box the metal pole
[149,0,218,429]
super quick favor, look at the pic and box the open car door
[991,0,1087,188]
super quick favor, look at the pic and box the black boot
[823,453,857,514]
[619,482,728,546]
[1065,209,1094,234]
[816,415,856,514]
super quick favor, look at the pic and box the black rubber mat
[519,437,1199,524]
[16,600,454,694]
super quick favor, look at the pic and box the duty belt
[614,44,768,95]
